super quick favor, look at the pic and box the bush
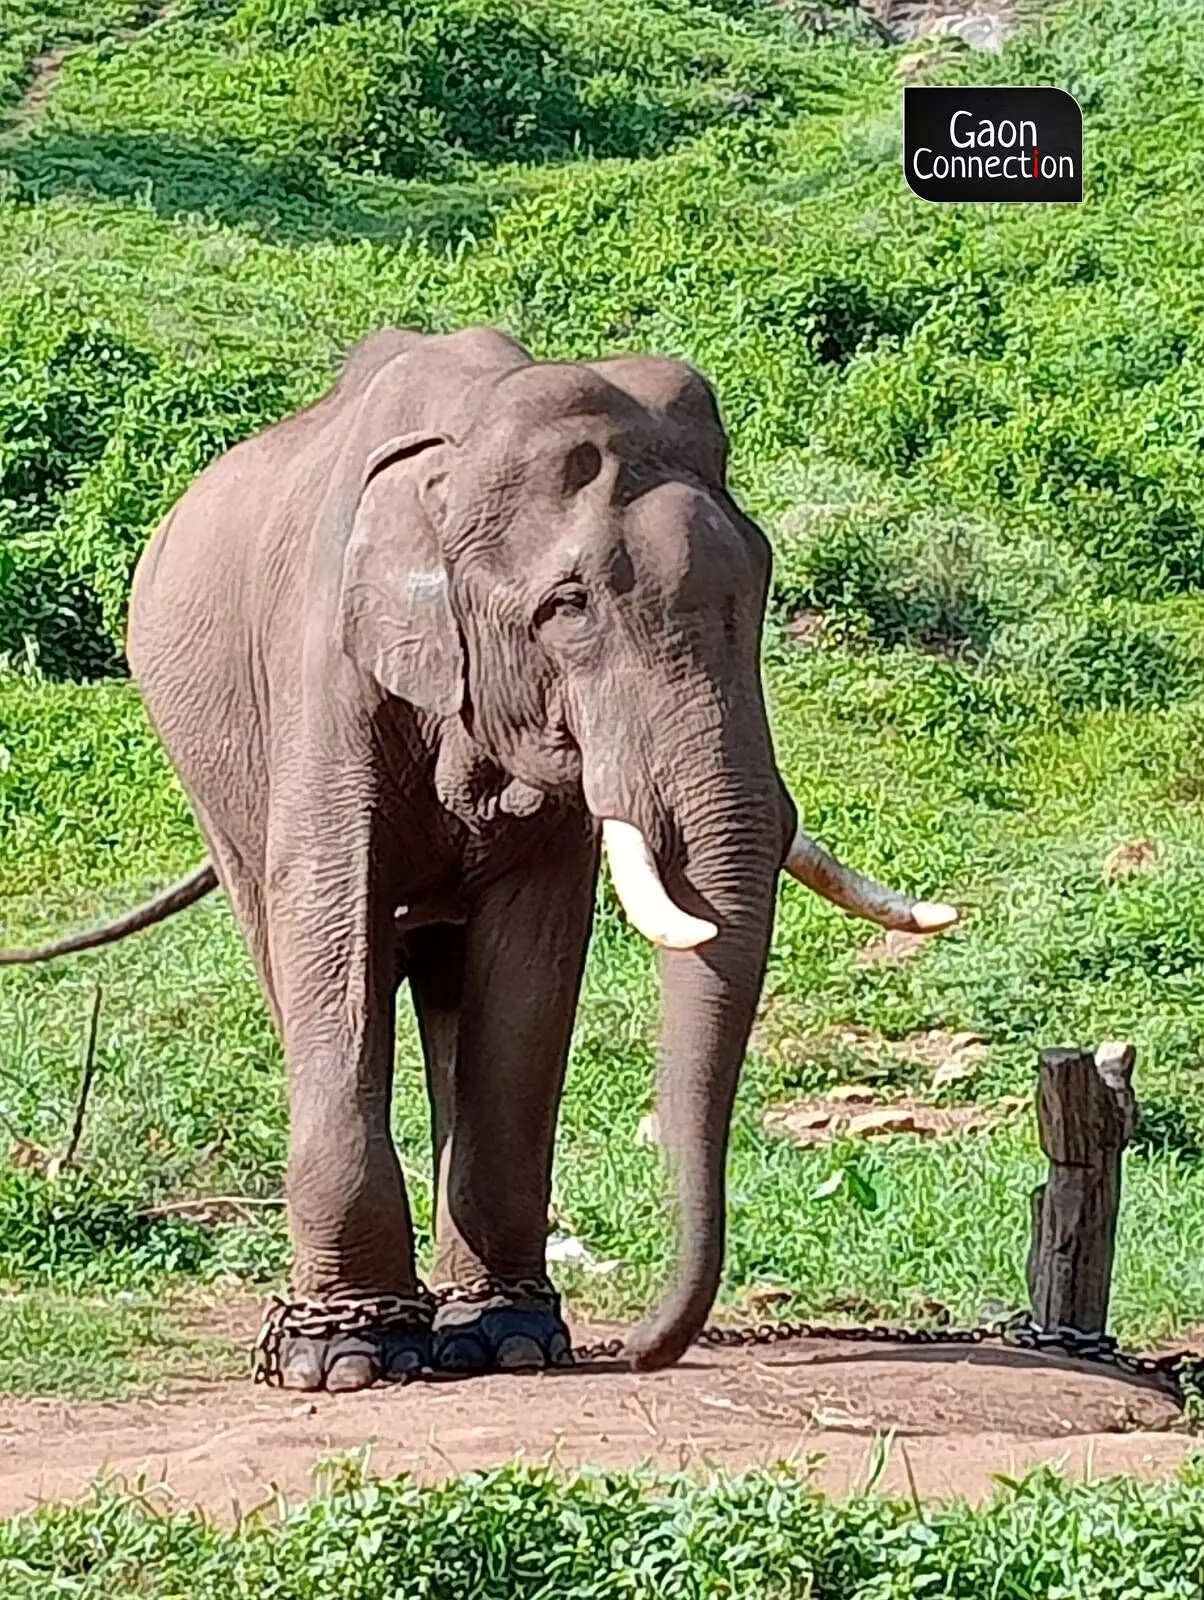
[0,319,307,668]
[774,499,1075,658]
[990,600,1204,715]
[0,1167,215,1288]
[61,355,304,643]
[0,554,117,680]
[0,324,155,675]
[942,399,1204,602]
[0,1,151,114]
[5,0,1204,679]
[0,327,154,530]
[28,0,831,182]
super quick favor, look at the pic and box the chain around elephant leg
[431,1273,573,1373]
[252,1287,436,1391]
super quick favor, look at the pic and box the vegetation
[5,1457,1204,1598]
[0,0,1201,1485]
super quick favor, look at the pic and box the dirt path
[0,1330,1190,1520]
[870,1,1025,50]
[6,3,178,135]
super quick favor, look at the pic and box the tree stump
[1026,1041,1139,1339]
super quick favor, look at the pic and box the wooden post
[1026,1041,1138,1339]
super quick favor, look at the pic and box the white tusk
[601,820,719,950]
[784,826,958,934]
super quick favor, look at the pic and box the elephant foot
[252,1289,434,1392]
[432,1275,573,1374]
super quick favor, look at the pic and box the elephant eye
[535,584,591,628]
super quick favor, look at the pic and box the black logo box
[904,86,1083,203]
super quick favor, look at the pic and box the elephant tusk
[784,826,958,934]
[601,820,719,950]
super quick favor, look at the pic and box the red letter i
[1033,148,1039,178]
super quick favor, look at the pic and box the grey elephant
[1,327,956,1391]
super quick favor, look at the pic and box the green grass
[0,3,155,119]
[4,1457,1204,1598]
[0,0,1203,1412]
[0,1287,240,1398]
[3,660,1204,1370]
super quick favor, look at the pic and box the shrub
[0,324,156,675]
[990,600,1204,715]
[0,1167,215,1288]
[0,317,307,669]
[5,0,1204,678]
[774,502,1070,658]
[0,326,154,534]
[60,355,304,644]
[0,553,117,680]
[30,0,831,182]
[0,1,151,114]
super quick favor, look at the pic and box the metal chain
[252,1288,436,1386]
[1004,1317,1200,1388]
[568,1316,1003,1366]
[571,1311,1202,1398]
[432,1273,559,1308]
[252,1276,558,1385]
[252,1289,1202,1400]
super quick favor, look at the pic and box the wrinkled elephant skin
[7,327,957,1390]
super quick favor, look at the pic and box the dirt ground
[0,1313,1192,1521]
[871,0,1022,50]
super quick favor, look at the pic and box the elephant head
[338,333,956,1369]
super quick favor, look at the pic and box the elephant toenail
[325,1353,379,1392]
[495,1334,546,1370]
[382,1344,426,1383]
[547,1330,573,1367]
[435,1333,490,1372]
[279,1339,326,1391]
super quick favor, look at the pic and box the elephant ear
[338,432,464,717]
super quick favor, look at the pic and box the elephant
[1,326,957,1392]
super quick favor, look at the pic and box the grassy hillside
[1,0,1204,1403]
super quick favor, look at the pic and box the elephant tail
[0,862,218,965]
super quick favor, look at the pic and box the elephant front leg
[254,842,433,1394]
[411,810,598,1373]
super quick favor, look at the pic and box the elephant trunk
[618,772,781,1371]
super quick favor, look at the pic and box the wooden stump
[1026,1042,1139,1339]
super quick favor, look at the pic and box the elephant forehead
[467,367,656,458]
[516,481,752,602]
[484,360,629,421]
[456,416,647,512]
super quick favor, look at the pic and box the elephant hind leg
[405,920,465,1216]
[192,810,280,1029]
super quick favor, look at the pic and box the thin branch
[138,1195,285,1221]
[60,984,102,1171]
[0,1104,27,1144]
